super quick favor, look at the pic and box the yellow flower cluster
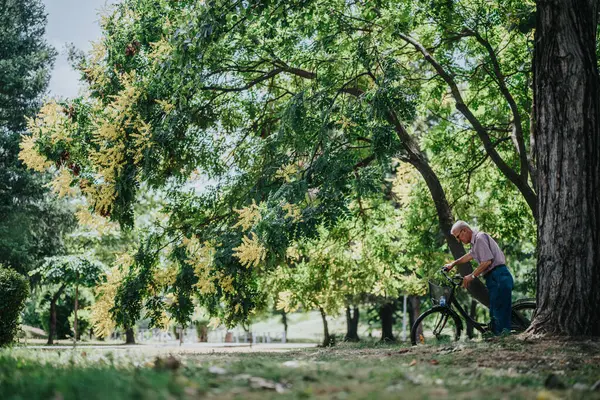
[155,99,175,114]
[19,133,52,172]
[28,101,74,143]
[233,199,262,230]
[131,119,153,164]
[275,163,299,183]
[75,206,118,236]
[90,265,127,338]
[48,167,77,198]
[282,202,303,222]
[19,101,73,172]
[154,261,179,287]
[183,236,217,295]
[232,232,266,268]
[218,273,235,294]
[276,291,298,313]
[84,71,153,216]
[286,244,301,261]
[336,115,357,130]
[391,160,418,206]
[84,41,110,88]
[148,37,173,61]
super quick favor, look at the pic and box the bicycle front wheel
[410,306,463,345]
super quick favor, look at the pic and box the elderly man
[443,221,514,335]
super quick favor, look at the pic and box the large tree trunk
[529,0,600,335]
[47,284,67,345]
[344,306,360,342]
[125,327,135,344]
[319,307,332,347]
[379,302,396,342]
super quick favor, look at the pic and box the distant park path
[19,342,318,353]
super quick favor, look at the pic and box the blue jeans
[485,265,514,335]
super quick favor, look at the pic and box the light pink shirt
[469,230,506,275]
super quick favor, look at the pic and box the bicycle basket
[428,281,452,305]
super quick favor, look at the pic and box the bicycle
[410,268,536,345]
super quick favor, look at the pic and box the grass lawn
[1,337,599,399]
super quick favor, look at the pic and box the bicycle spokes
[433,314,449,337]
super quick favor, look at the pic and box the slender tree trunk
[409,154,490,307]
[409,296,422,338]
[73,281,78,345]
[529,0,600,335]
[344,306,360,342]
[319,307,332,347]
[47,284,67,345]
[280,310,288,337]
[467,300,477,338]
[379,302,396,342]
[48,299,57,345]
[125,327,135,344]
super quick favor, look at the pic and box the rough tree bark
[379,302,396,342]
[344,306,360,342]
[529,0,600,335]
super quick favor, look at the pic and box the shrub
[0,267,30,346]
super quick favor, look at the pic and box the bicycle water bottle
[439,296,446,306]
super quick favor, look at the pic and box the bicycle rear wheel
[511,299,536,332]
[410,306,463,345]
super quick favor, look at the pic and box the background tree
[0,266,30,346]
[30,255,104,344]
[20,0,543,333]
[0,0,76,275]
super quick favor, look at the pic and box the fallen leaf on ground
[248,376,289,393]
[429,387,448,397]
[573,383,589,391]
[430,359,439,365]
[153,355,180,371]
[208,366,227,375]
[282,360,300,368]
[409,359,417,367]
[537,390,561,400]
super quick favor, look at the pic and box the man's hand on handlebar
[442,263,454,272]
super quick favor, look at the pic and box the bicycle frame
[440,271,490,335]
[413,269,536,344]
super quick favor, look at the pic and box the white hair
[450,220,470,235]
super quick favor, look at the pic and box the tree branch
[398,32,537,218]
[467,28,530,180]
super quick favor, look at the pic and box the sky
[42,0,118,99]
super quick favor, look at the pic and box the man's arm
[443,253,473,271]
[471,260,492,278]
[462,260,492,288]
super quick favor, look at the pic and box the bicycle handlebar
[439,267,464,286]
